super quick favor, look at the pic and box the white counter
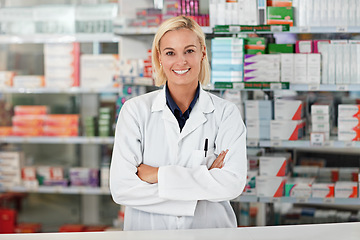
[1,222,359,240]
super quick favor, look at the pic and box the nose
[176,53,187,65]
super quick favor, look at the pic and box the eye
[165,51,174,56]
[185,49,195,54]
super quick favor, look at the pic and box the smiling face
[158,28,206,90]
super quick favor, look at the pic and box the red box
[15,223,42,233]
[0,208,17,233]
[59,224,86,232]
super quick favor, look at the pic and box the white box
[13,75,45,88]
[307,54,321,84]
[311,104,331,115]
[280,54,294,83]
[270,119,305,141]
[339,167,359,181]
[246,119,270,140]
[312,122,330,132]
[242,170,257,196]
[275,99,304,120]
[294,54,307,83]
[335,181,358,198]
[311,114,330,123]
[256,176,286,197]
[0,71,15,87]
[338,130,360,141]
[338,118,360,131]
[327,44,336,84]
[285,178,314,198]
[259,155,289,177]
[338,104,360,118]
[245,100,273,120]
[80,54,119,88]
[312,183,335,198]
[293,165,320,178]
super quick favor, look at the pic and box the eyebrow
[162,45,197,52]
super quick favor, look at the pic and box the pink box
[296,40,313,53]
[313,40,330,53]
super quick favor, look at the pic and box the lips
[173,68,190,75]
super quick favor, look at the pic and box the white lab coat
[110,86,247,231]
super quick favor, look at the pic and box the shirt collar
[165,82,200,116]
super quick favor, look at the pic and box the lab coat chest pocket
[190,148,215,169]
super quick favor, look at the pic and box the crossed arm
[137,149,229,184]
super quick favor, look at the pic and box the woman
[110,16,247,231]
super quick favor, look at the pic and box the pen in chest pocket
[204,138,208,157]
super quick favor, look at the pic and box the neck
[167,82,198,113]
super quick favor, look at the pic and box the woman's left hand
[137,164,159,184]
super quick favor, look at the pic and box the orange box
[12,126,44,136]
[0,71,15,87]
[0,208,17,233]
[0,126,13,136]
[44,114,79,127]
[14,106,48,116]
[43,126,78,136]
[59,224,85,232]
[267,0,292,7]
[15,223,42,233]
[12,115,45,127]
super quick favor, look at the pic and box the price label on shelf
[270,83,282,90]
[271,140,282,147]
[323,141,334,147]
[270,25,283,32]
[310,133,325,147]
[270,197,281,203]
[323,198,335,204]
[229,26,241,32]
[344,141,356,148]
[336,85,348,91]
[299,26,311,33]
[336,26,348,32]
[296,197,308,203]
[308,84,320,91]
[232,82,244,89]
[247,139,259,147]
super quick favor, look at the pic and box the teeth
[173,69,189,74]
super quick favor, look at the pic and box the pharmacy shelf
[0,33,120,44]
[259,197,360,205]
[289,84,358,92]
[0,186,110,195]
[248,139,360,149]
[290,26,360,34]
[114,26,213,35]
[119,76,155,86]
[0,136,114,144]
[0,87,121,94]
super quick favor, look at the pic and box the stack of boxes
[245,100,272,140]
[0,152,23,189]
[80,54,119,89]
[44,43,80,88]
[338,104,360,141]
[211,37,244,86]
[244,54,280,82]
[256,153,291,197]
[310,103,332,141]
[12,106,48,136]
[271,99,306,141]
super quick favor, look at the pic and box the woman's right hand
[209,149,228,170]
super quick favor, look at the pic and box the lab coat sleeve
[158,102,247,202]
[110,100,197,216]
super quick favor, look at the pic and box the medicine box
[256,176,286,197]
[246,119,270,140]
[338,104,360,119]
[312,183,335,198]
[80,54,119,88]
[245,100,273,120]
[293,166,320,178]
[259,155,289,177]
[285,178,314,198]
[334,181,358,198]
[270,119,305,141]
[242,170,257,196]
[268,43,294,54]
[339,168,359,182]
[0,71,15,87]
[296,40,313,53]
[13,75,45,88]
[274,99,304,120]
[267,7,293,26]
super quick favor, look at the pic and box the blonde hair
[151,16,210,87]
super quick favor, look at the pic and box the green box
[268,44,294,53]
[267,7,293,26]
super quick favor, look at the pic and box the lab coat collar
[151,85,215,140]
[151,85,214,114]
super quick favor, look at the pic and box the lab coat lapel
[179,87,215,140]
